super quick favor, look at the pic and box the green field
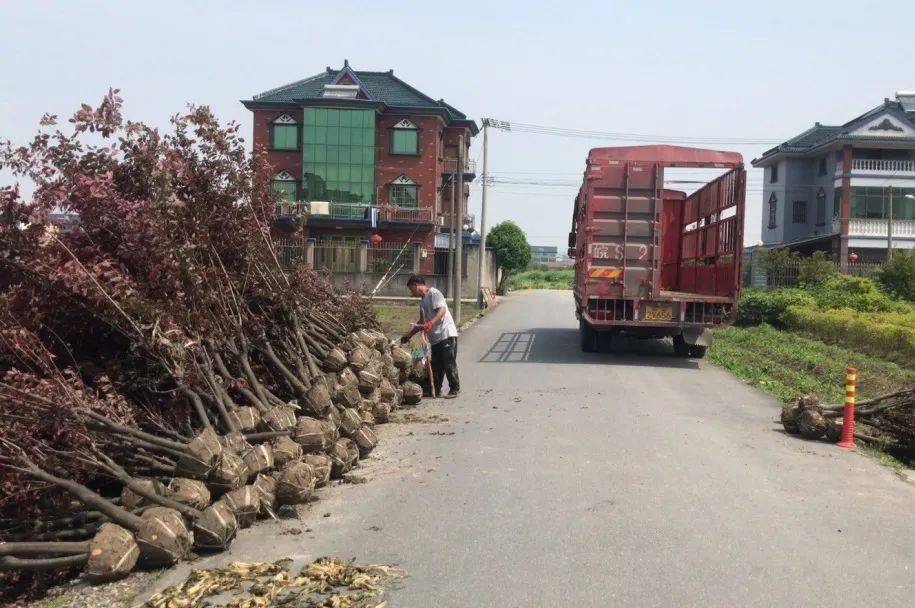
[709,324,915,404]
[505,267,574,291]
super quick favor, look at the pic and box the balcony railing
[848,218,915,237]
[377,205,434,223]
[277,201,433,224]
[442,158,477,175]
[839,159,915,173]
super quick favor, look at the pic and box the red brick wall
[252,108,302,182]
[375,114,444,213]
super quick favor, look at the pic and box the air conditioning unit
[310,201,330,215]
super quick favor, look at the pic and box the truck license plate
[643,305,673,321]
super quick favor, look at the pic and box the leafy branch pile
[780,388,915,461]
[0,92,427,594]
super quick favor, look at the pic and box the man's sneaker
[443,391,459,400]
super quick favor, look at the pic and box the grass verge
[708,324,915,404]
[505,267,573,291]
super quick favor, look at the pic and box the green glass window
[392,129,418,155]
[390,184,418,208]
[271,179,297,201]
[302,108,375,204]
[271,125,298,150]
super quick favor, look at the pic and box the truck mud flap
[680,327,713,347]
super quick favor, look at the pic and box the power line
[500,120,783,145]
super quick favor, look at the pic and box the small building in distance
[752,91,915,264]
[530,245,559,265]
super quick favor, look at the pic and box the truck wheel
[672,335,690,357]
[579,319,597,353]
[688,345,707,359]
[597,331,613,353]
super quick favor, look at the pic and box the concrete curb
[458,297,501,334]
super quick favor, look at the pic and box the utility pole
[887,185,894,260]
[476,121,489,308]
[454,135,464,323]
[447,171,455,299]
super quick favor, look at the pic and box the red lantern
[848,252,859,262]
[370,234,383,246]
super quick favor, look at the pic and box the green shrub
[876,250,915,301]
[737,288,816,326]
[806,275,906,312]
[781,305,915,367]
[796,251,838,286]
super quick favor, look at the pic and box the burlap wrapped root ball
[339,407,364,437]
[347,344,373,372]
[221,485,260,528]
[271,435,304,468]
[328,438,360,478]
[797,408,829,439]
[207,451,250,495]
[166,478,211,511]
[175,428,223,478]
[84,523,140,583]
[304,381,333,417]
[241,443,274,477]
[824,417,844,443]
[276,462,317,505]
[322,347,348,372]
[220,431,253,456]
[294,416,331,453]
[193,501,238,551]
[335,382,363,410]
[227,406,261,432]
[372,401,391,424]
[401,381,422,406]
[391,346,412,370]
[261,405,297,432]
[358,370,382,394]
[304,454,332,487]
[135,507,192,567]
[120,478,165,511]
[353,424,378,457]
[252,473,277,515]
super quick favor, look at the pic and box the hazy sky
[2,1,914,249]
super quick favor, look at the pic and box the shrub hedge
[781,305,915,367]
[737,288,816,327]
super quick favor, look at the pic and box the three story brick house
[242,61,478,275]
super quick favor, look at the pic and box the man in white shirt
[400,275,460,399]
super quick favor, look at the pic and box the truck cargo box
[569,145,746,357]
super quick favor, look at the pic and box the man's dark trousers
[430,337,459,395]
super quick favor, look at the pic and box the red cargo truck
[569,145,746,357]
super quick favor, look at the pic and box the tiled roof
[247,63,470,121]
[753,100,915,165]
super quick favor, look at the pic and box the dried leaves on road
[140,558,403,608]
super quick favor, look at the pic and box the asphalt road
[143,289,914,607]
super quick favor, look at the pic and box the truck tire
[688,344,707,359]
[673,335,690,357]
[597,331,613,353]
[579,319,597,353]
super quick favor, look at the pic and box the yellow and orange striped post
[837,366,857,449]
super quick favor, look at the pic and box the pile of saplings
[0,90,430,597]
